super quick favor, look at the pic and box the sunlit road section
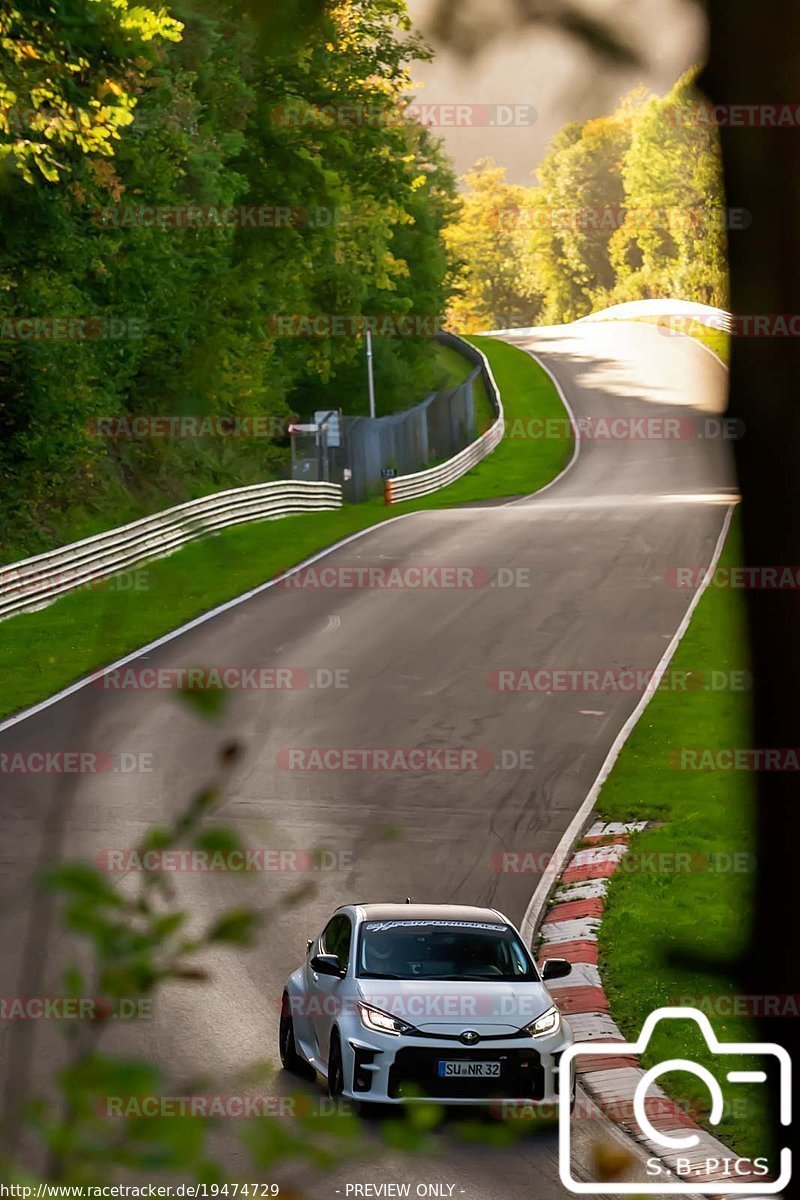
[0,320,733,1197]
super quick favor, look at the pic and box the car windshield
[356,919,538,980]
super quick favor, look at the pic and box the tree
[0,0,182,184]
[608,71,727,307]
[444,159,540,332]
[0,0,459,559]
[524,112,631,321]
[444,77,724,330]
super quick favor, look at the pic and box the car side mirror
[310,953,344,978]
[541,957,572,982]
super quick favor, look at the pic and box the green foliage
[2,730,380,1184]
[444,160,535,331]
[0,0,458,561]
[607,72,727,307]
[0,0,183,184]
[446,71,728,330]
[597,517,761,1158]
[0,336,570,724]
[526,109,631,322]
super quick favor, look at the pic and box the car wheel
[327,1030,345,1100]
[279,995,315,1079]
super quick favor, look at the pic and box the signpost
[365,329,376,419]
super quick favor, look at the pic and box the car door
[305,913,352,1061]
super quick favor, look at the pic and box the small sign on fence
[381,467,398,479]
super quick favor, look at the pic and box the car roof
[348,903,508,924]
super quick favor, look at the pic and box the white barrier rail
[384,339,504,504]
[577,298,734,332]
[0,479,342,621]
[488,299,734,337]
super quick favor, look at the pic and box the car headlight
[524,1006,561,1038]
[357,1002,414,1037]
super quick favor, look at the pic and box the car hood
[355,977,555,1035]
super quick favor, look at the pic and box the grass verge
[685,321,730,364]
[596,513,763,1159]
[632,314,730,365]
[0,335,571,721]
[0,338,491,565]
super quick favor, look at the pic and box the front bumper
[340,1025,573,1105]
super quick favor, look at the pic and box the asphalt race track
[0,320,733,1197]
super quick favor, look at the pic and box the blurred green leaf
[206,908,259,945]
[45,863,124,907]
[178,679,227,720]
[193,827,242,857]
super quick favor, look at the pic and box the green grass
[630,314,730,365]
[430,342,478,389]
[596,515,763,1160]
[0,335,571,720]
[420,341,495,436]
[688,322,729,364]
[0,339,487,565]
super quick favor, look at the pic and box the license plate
[437,1060,501,1078]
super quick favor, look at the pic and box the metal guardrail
[577,299,734,333]
[0,479,342,621]
[384,336,504,504]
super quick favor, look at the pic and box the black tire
[327,1030,345,1099]
[279,995,315,1079]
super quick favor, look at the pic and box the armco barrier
[0,480,342,621]
[577,298,734,333]
[384,336,504,504]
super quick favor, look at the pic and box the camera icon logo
[558,1006,791,1194]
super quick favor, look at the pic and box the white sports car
[279,902,574,1107]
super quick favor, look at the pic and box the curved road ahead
[0,320,733,1196]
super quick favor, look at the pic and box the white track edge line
[0,338,577,734]
[0,511,424,734]
[613,316,730,373]
[520,500,737,947]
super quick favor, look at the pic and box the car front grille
[388,1046,544,1100]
